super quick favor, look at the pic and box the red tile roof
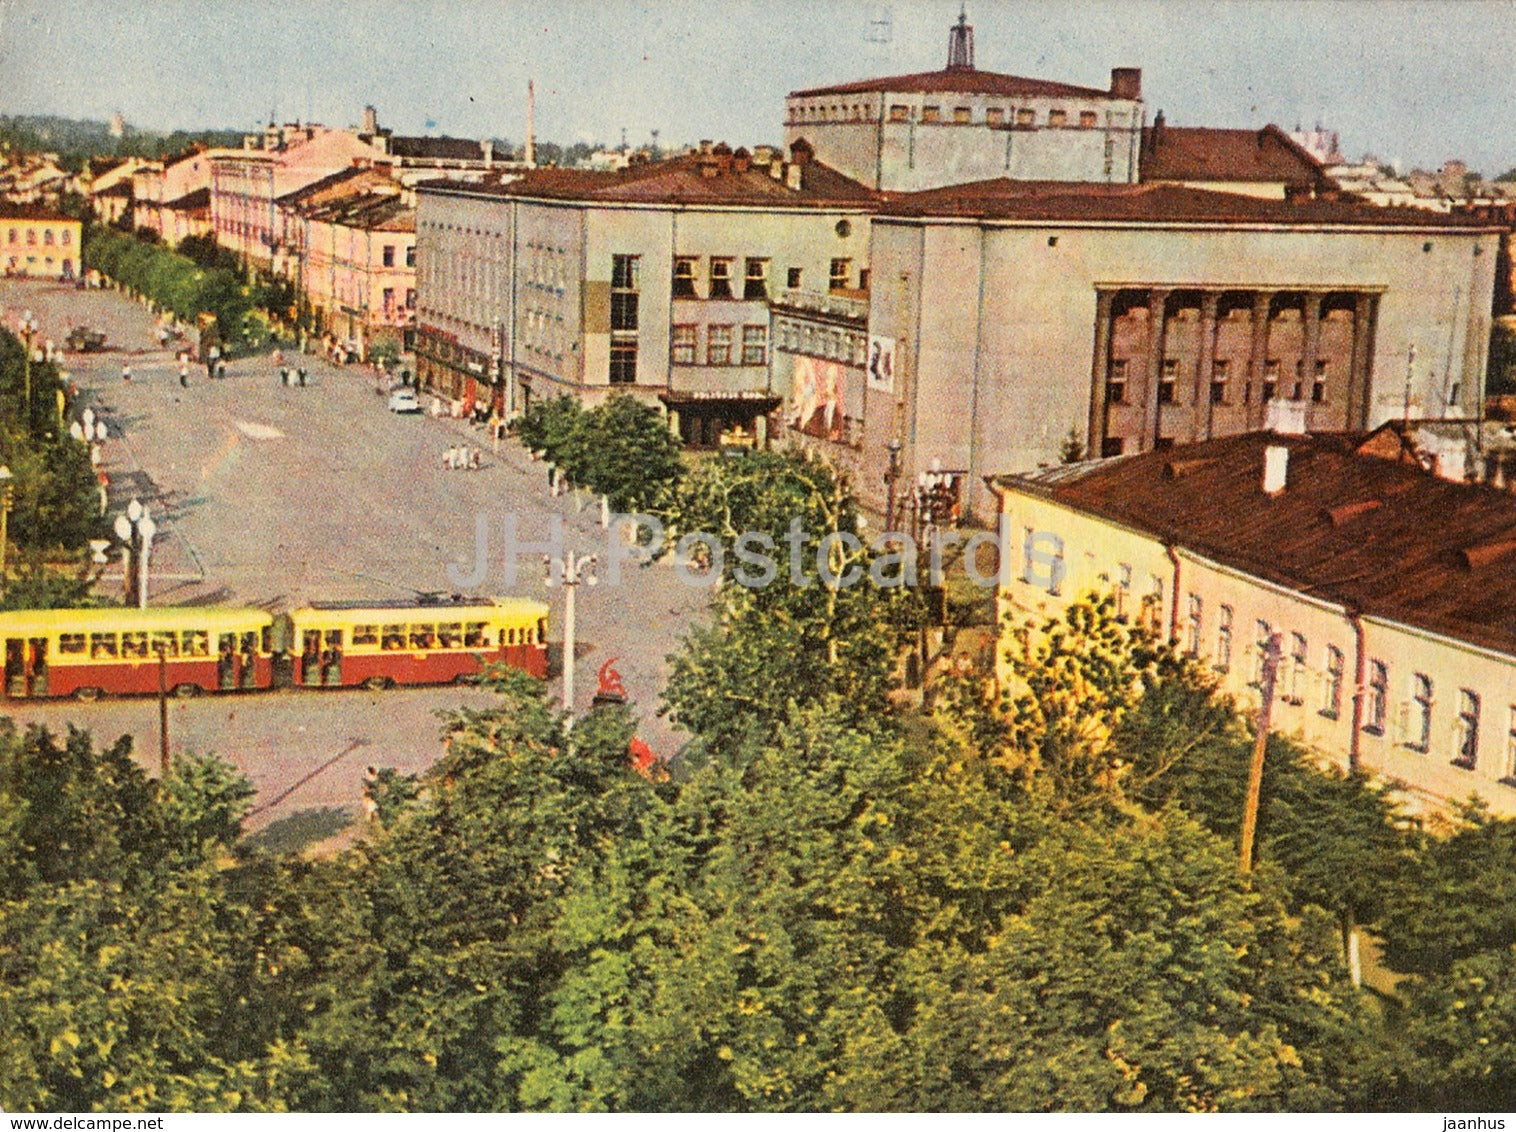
[996,431,1516,658]
[875,178,1499,229]
[421,151,877,210]
[0,203,75,222]
[1139,123,1330,190]
[790,68,1120,101]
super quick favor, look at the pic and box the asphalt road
[0,278,708,840]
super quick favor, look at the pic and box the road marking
[234,420,285,440]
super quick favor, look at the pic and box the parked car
[388,387,421,414]
[64,327,107,352]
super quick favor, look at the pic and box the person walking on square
[179,360,189,388]
[121,362,131,384]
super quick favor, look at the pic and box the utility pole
[1239,632,1282,873]
[156,644,170,775]
[544,548,597,727]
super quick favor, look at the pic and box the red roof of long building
[790,68,1121,101]
[997,431,1516,658]
[1139,123,1330,190]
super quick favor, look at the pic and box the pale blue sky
[0,0,1510,174]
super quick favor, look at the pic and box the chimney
[526,80,536,168]
[362,105,378,136]
[732,146,751,173]
[712,141,733,173]
[482,138,494,167]
[753,144,775,164]
[769,157,784,180]
[789,138,813,165]
[1263,445,1289,495]
[699,139,713,155]
[786,163,803,191]
[1110,67,1142,101]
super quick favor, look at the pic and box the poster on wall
[866,335,896,393]
[790,354,847,442]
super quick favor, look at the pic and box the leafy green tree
[576,395,682,514]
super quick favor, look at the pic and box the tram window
[183,630,209,656]
[218,633,237,655]
[537,618,547,644]
[437,622,462,648]
[240,632,257,654]
[352,624,379,646]
[90,632,119,658]
[122,632,149,658]
[381,625,405,650]
[261,626,273,654]
[301,631,321,654]
[59,633,86,655]
[464,621,487,647]
[324,630,342,649]
[151,631,179,658]
[409,623,437,649]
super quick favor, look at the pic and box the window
[787,267,803,289]
[1185,593,1202,655]
[1312,359,1328,403]
[706,324,733,365]
[1263,359,1279,402]
[953,106,971,124]
[6,229,14,245]
[1454,689,1480,769]
[1251,620,1272,685]
[708,257,733,299]
[610,253,640,383]
[1322,646,1344,718]
[182,630,209,657]
[59,633,86,655]
[1216,605,1233,672]
[858,268,870,291]
[1366,661,1388,733]
[1080,109,1099,128]
[1048,108,1068,127]
[921,105,941,123]
[1506,707,1516,783]
[43,229,53,246]
[409,624,437,650]
[1115,563,1132,619]
[744,257,769,300]
[986,107,1005,127]
[829,258,851,291]
[1144,575,1164,634]
[382,287,395,314]
[673,256,697,298]
[381,625,405,650]
[889,104,909,122]
[1410,673,1433,751]
[406,244,416,267]
[90,632,118,658]
[742,324,767,366]
[1285,632,1307,703]
[1016,107,1035,126]
[610,342,637,384]
[382,244,395,267]
[25,229,35,245]
[671,324,696,365]
[1106,359,1128,404]
[60,229,70,246]
[464,622,487,648]
[1210,359,1230,404]
[1101,437,1125,457]
[352,624,379,646]
[405,288,416,310]
[1159,358,1178,404]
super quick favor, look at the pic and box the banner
[866,334,895,393]
[789,354,847,442]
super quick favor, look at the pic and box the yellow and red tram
[0,595,549,700]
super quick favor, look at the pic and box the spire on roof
[947,5,974,71]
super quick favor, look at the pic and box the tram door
[4,639,23,698]
[218,634,237,690]
[27,638,46,697]
[239,632,258,690]
[301,631,322,687]
[322,629,343,686]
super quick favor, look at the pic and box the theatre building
[859,180,1501,517]
[414,143,874,441]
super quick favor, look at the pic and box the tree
[576,395,682,514]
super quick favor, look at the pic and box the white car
[388,387,421,414]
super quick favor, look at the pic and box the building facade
[299,188,416,356]
[0,205,81,279]
[414,143,875,438]
[854,181,1500,517]
[991,431,1516,815]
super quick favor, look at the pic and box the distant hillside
[0,114,244,172]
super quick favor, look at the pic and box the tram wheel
[172,683,201,698]
[362,676,393,691]
[74,686,103,702]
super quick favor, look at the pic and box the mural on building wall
[866,334,895,393]
[790,354,847,441]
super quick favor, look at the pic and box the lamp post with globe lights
[17,310,38,422]
[0,465,13,592]
[543,548,597,727]
[113,498,156,609]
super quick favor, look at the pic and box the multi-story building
[785,11,1144,192]
[1138,115,1336,200]
[846,179,1499,518]
[297,184,416,357]
[414,141,875,440]
[990,429,1516,815]
[0,204,82,279]
[133,147,217,245]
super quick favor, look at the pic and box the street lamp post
[0,465,13,591]
[884,439,901,532]
[543,548,597,726]
[113,498,157,609]
[18,310,38,422]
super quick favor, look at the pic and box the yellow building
[0,205,83,280]
[990,429,1516,816]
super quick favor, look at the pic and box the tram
[0,596,548,699]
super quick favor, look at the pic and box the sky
[0,0,1512,175]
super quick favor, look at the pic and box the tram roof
[0,606,275,635]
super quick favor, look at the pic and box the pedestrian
[362,765,380,823]
[121,362,131,384]
[469,446,481,471]
[297,367,306,387]
[179,361,188,388]
[273,347,284,367]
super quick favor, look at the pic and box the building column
[1301,291,1323,404]
[1087,289,1115,457]
[1142,288,1171,451]
[1247,291,1274,430]
[1193,291,1220,442]
[1347,293,1377,431]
